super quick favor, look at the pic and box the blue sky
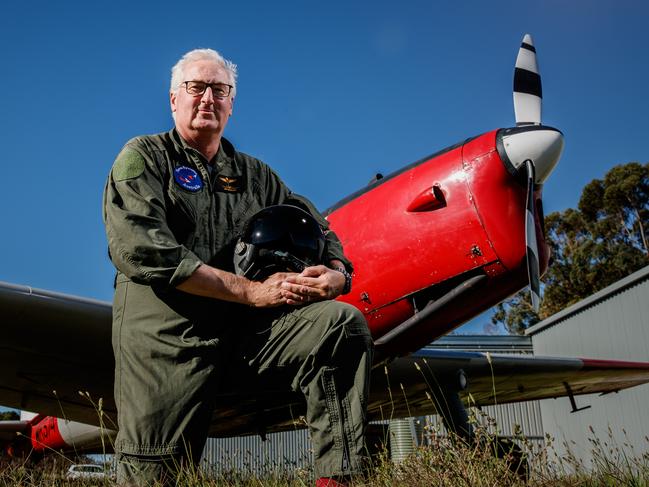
[1,0,648,335]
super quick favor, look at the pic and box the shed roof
[425,334,532,352]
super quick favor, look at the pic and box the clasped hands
[251,265,346,307]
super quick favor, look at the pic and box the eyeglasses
[182,81,233,98]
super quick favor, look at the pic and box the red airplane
[2,34,649,456]
[0,411,113,457]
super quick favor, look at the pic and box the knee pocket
[330,302,370,339]
[117,452,180,485]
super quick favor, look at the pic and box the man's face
[170,60,234,139]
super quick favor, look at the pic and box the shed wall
[529,267,649,468]
[201,429,312,475]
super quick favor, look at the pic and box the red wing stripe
[580,358,649,369]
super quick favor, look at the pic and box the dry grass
[3,427,649,487]
[4,386,649,486]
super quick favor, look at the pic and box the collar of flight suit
[169,128,243,188]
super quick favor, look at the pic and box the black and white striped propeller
[500,35,563,310]
[514,34,542,126]
[514,35,543,311]
[524,159,541,310]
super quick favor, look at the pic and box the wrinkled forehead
[183,60,231,84]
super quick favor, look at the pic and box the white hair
[170,48,238,97]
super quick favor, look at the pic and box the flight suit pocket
[232,182,264,230]
[343,316,371,338]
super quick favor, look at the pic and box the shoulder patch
[113,148,146,181]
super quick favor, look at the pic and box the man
[103,48,373,486]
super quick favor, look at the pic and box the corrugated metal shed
[201,429,311,475]
[526,265,649,469]
[424,335,534,352]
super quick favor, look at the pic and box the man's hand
[281,265,346,305]
[247,272,300,308]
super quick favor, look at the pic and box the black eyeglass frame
[182,80,233,98]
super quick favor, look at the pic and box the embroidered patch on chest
[216,175,243,193]
[174,166,203,192]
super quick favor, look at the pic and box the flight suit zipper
[342,444,350,472]
[190,153,215,255]
[323,367,352,475]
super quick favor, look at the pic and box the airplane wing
[0,282,115,426]
[3,281,649,437]
[367,349,649,422]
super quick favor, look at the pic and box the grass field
[3,426,649,487]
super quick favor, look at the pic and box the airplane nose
[497,126,564,183]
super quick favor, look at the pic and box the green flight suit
[103,129,373,484]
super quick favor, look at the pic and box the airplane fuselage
[328,129,550,354]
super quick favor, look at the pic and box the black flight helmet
[234,204,326,280]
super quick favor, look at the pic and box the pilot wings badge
[216,175,243,193]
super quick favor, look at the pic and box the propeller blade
[513,34,542,126]
[525,159,541,311]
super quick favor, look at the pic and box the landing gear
[429,378,473,442]
[429,376,528,480]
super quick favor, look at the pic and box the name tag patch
[174,166,203,192]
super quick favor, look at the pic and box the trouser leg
[241,301,373,478]
[115,440,207,487]
[112,280,228,486]
[116,453,182,487]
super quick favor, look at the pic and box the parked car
[65,464,110,480]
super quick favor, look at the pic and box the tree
[0,411,19,420]
[492,162,649,334]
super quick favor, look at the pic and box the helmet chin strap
[257,249,309,274]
